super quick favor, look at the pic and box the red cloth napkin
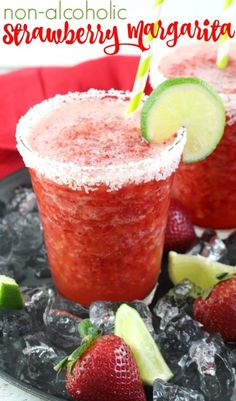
[0,56,152,179]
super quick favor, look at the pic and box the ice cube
[19,192,37,215]
[200,237,227,262]
[30,242,48,266]
[0,200,6,218]
[153,379,205,401]
[0,344,10,371]
[51,293,89,319]
[0,220,13,261]
[23,286,53,326]
[90,301,155,335]
[0,340,30,374]
[15,344,67,395]
[7,187,37,214]
[35,265,51,279]
[231,381,236,401]
[201,230,217,243]
[153,280,196,331]
[1,251,26,284]
[188,339,217,376]
[153,298,179,331]
[23,332,51,348]
[187,241,204,256]
[187,231,228,263]
[198,230,227,262]
[89,301,119,334]
[0,331,51,375]
[174,334,235,401]
[29,243,51,279]
[4,211,22,226]
[6,253,27,282]
[43,293,83,350]
[35,266,51,279]
[0,262,15,279]
[130,301,155,336]
[171,279,196,300]
[156,315,206,374]
[224,231,236,265]
[227,345,236,370]
[0,309,34,344]
[4,212,43,255]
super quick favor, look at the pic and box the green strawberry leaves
[54,319,102,375]
[78,318,100,338]
[54,356,69,375]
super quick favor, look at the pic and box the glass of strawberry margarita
[151,43,236,229]
[16,90,185,305]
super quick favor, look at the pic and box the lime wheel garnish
[141,77,225,162]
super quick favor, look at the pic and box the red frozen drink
[16,90,185,304]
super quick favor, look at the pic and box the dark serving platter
[0,169,235,401]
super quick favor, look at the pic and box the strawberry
[164,198,196,253]
[193,276,236,342]
[55,319,146,401]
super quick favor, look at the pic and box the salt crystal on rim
[16,89,186,192]
[221,94,236,127]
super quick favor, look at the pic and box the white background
[0,0,236,68]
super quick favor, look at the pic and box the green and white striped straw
[127,0,165,115]
[216,0,234,68]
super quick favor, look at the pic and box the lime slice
[0,275,24,310]
[169,251,236,289]
[141,77,225,162]
[114,304,173,385]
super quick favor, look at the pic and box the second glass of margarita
[16,90,185,305]
[151,43,236,229]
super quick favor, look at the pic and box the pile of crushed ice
[0,187,235,401]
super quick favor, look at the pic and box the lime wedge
[114,304,173,385]
[0,275,24,310]
[169,251,236,289]
[141,77,225,162]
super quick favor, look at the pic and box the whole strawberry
[164,199,196,253]
[193,277,236,342]
[55,320,146,401]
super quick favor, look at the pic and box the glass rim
[16,89,186,192]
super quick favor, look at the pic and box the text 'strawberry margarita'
[151,43,236,229]
[16,90,185,305]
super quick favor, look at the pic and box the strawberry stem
[78,318,101,338]
[54,319,102,375]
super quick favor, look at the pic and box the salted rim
[150,62,236,127]
[220,93,236,126]
[16,89,186,192]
